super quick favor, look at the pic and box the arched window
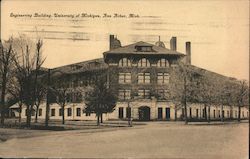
[118,58,131,67]
[138,58,150,67]
[157,58,169,67]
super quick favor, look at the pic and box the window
[166,108,170,120]
[157,58,169,67]
[138,58,150,67]
[138,89,150,99]
[218,110,220,118]
[202,109,205,118]
[213,110,216,118]
[51,109,55,116]
[157,89,170,99]
[158,108,163,119]
[67,108,72,116]
[126,107,131,118]
[138,73,150,84]
[76,108,81,117]
[135,46,152,52]
[227,111,229,118]
[86,112,91,116]
[119,107,124,119]
[119,58,131,67]
[59,108,62,116]
[196,109,199,118]
[119,73,131,83]
[118,89,131,100]
[242,111,244,118]
[235,111,237,118]
[157,73,170,84]
[189,108,192,118]
[39,109,42,116]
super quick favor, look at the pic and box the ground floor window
[242,111,244,118]
[189,108,192,118]
[227,111,229,118]
[235,111,237,118]
[67,108,72,116]
[166,108,170,120]
[126,107,131,118]
[76,108,81,117]
[222,110,224,118]
[39,109,42,116]
[202,109,205,118]
[119,107,124,119]
[158,107,162,119]
[213,110,216,118]
[218,110,220,118]
[51,108,55,116]
[196,109,199,118]
[59,108,62,116]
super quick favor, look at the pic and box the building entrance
[138,106,150,121]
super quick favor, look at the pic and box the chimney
[170,37,177,51]
[109,34,121,50]
[186,41,191,65]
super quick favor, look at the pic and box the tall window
[138,73,150,84]
[76,108,81,117]
[51,108,55,116]
[157,58,169,67]
[119,107,124,119]
[119,58,131,67]
[118,89,131,100]
[39,109,42,116]
[235,111,237,118]
[157,73,170,84]
[138,89,150,99]
[59,108,62,116]
[119,73,131,83]
[67,108,72,116]
[138,58,150,67]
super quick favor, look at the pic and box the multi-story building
[10,35,249,121]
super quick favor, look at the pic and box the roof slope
[104,41,184,55]
[51,58,107,75]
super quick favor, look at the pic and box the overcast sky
[1,0,249,80]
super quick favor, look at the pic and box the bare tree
[233,80,249,122]
[170,63,193,124]
[0,38,16,126]
[50,75,71,125]
[84,74,117,126]
[12,36,45,127]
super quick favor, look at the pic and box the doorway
[138,106,150,121]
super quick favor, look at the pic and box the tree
[50,74,71,125]
[0,38,16,126]
[34,82,46,123]
[170,63,193,124]
[84,74,117,126]
[233,80,249,122]
[12,36,45,127]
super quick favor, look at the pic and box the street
[0,122,248,158]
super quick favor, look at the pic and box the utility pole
[45,69,51,127]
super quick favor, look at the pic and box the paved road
[0,122,248,158]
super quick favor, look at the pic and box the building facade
[10,35,249,121]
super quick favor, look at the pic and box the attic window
[135,46,152,52]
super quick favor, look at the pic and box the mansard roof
[103,41,184,56]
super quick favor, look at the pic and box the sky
[1,0,249,80]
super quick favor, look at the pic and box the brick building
[11,35,249,121]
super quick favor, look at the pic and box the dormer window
[135,46,153,52]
